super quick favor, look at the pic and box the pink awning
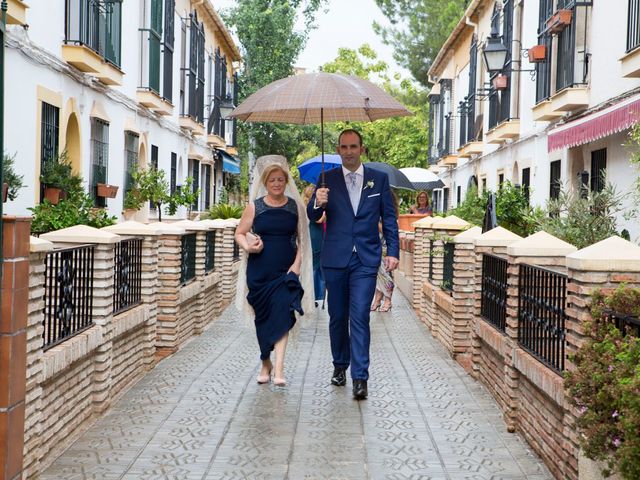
[547,94,640,152]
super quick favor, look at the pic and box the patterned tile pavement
[40,293,553,480]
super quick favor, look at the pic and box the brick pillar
[220,224,237,308]
[0,217,31,480]
[411,216,440,310]
[564,236,640,480]
[193,230,207,334]
[450,226,482,367]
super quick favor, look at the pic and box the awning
[217,149,241,174]
[548,93,640,152]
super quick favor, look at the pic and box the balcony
[61,44,123,85]
[136,90,173,116]
[486,119,520,144]
[549,86,589,114]
[457,141,484,158]
[532,100,564,122]
[179,116,205,136]
[207,133,225,148]
[621,47,640,78]
[7,0,28,25]
[437,154,458,167]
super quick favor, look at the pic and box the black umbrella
[365,162,415,190]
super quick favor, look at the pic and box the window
[536,0,554,103]
[204,164,212,210]
[428,94,441,164]
[191,159,200,211]
[208,48,228,138]
[124,132,139,205]
[590,148,606,192]
[148,0,162,93]
[488,1,514,128]
[456,186,461,207]
[522,167,531,203]
[179,17,187,114]
[550,160,561,200]
[184,12,205,122]
[162,0,175,101]
[498,172,505,187]
[170,152,177,194]
[41,102,59,167]
[481,177,487,194]
[442,188,449,213]
[91,119,109,207]
[628,0,640,52]
[151,145,159,170]
[460,34,477,146]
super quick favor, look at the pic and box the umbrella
[399,167,445,190]
[298,154,342,184]
[365,162,415,190]
[229,72,412,184]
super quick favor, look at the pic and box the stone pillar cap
[507,231,577,257]
[146,222,187,234]
[40,225,121,244]
[453,226,483,244]
[30,236,54,253]
[412,216,440,228]
[474,226,523,247]
[567,236,640,271]
[102,221,163,236]
[171,219,210,231]
[432,215,471,231]
[199,219,227,229]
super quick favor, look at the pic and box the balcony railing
[517,264,567,373]
[428,239,434,281]
[481,254,508,333]
[43,245,95,350]
[64,0,123,68]
[180,233,197,284]
[113,238,143,315]
[205,230,216,273]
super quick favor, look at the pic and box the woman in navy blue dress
[235,163,304,387]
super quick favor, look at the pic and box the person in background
[303,184,326,306]
[409,191,433,215]
[371,191,399,312]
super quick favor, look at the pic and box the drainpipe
[0,0,6,269]
[512,0,524,120]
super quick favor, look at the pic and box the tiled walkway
[41,294,553,480]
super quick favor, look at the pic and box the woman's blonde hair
[260,163,289,187]
[416,190,430,206]
[302,185,315,206]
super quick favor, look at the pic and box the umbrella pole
[320,107,325,187]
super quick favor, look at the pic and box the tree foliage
[373,0,468,86]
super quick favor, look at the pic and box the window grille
[590,148,606,193]
[90,118,109,207]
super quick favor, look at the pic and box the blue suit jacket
[307,165,399,269]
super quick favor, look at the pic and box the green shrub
[165,177,200,216]
[565,285,640,479]
[206,203,243,219]
[2,152,24,201]
[131,167,170,221]
[39,151,82,194]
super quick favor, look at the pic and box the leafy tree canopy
[373,0,468,86]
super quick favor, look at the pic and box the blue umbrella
[298,154,342,184]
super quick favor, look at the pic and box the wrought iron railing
[232,229,240,262]
[43,245,95,350]
[180,233,197,284]
[481,254,508,332]
[518,264,567,373]
[113,238,143,315]
[205,230,216,272]
[428,239,434,281]
[442,242,454,292]
[628,0,640,52]
[603,309,640,337]
[64,0,123,67]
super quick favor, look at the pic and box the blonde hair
[302,185,315,206]
[260,163,289,187]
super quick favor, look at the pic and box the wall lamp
[481,24,537,80]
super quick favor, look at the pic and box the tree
[373,0,468,86]
[222,0,327,180]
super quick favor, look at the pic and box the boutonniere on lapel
[363,180,375,191]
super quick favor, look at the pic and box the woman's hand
[246,233,263,254]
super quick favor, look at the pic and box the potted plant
[96,183,119,198]
[546,9,572,34]
[527,44,546,63]
[2,152,24,203]
[123,187,144,220]
[39,151,80,204]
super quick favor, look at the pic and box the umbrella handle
[319,108,326,187]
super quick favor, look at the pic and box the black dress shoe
[353,380,368,400]
[331,367,347,386]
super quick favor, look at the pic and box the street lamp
[482,24,509,74]
[219,94,235,120]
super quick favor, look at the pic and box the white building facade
[428,0,640,240]
[3,0,241,220]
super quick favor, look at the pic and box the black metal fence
[442,242,455,292]
[232,229,240,262]
[603,309,640,337]
[517,264,567,373]
[113,238,143,315]
[628,0,640,52]
[481,254,508,332]
[205,230,216,272]
[428,239,434,281]
[181,233,197,284]
[43,245,95,350]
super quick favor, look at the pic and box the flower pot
[492,74,509,90]
[96,183,119,198]
[547,9,572,33]
[2,183,8,203]
[398,214,430,232]
[43,186,62,205]
[527,44,546,63]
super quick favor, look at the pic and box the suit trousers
[323,252,378,380]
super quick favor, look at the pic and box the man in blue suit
[307,129,399,400]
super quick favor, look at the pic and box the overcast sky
[214,0,410,79]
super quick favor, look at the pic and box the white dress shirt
[343,164,364,214]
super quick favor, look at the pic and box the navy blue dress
[247,197,303,360]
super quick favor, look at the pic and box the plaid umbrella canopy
[228,72,412,184]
